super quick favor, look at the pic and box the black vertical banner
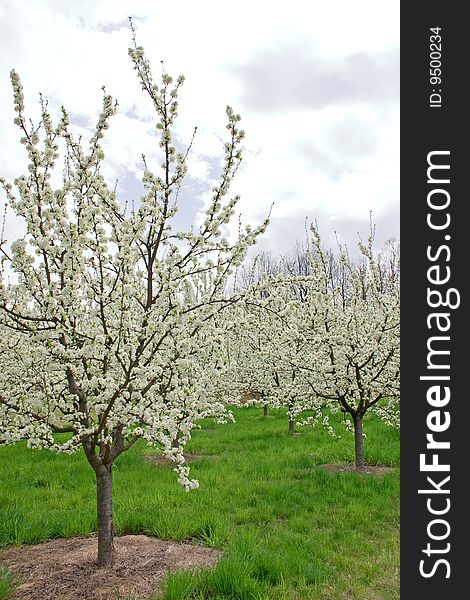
[401,3,467,598]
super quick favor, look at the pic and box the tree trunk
[96,463,114,567]
[353,414,365,469]
[263,404,268,417]
[172,430,182,449]
[288,418,295,435]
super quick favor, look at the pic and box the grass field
[0,407,399,599]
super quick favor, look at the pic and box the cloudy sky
[0,0,399,256]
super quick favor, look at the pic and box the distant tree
[234,249,279,291]
[223,225,399,453]
[222,285,326,434]
[294,225,400,468]
[376,237,400,294]
[0,32,267,566]
[227,225,400,466]
[284,239,311,277]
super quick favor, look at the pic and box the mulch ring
[1,534,220,600]
[144,453,218,466]
[321,463,394,475]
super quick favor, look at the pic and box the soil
[144,453,217,466]
[1,534,220,600]
[321,463,393,475]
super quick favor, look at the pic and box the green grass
[0,408,399,599]
[0,567,14,600]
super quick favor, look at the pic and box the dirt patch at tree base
[144,453,218,466]
[1,534,220,600]
[321,463,393,475]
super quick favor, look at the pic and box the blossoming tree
[0,37,267,566]
[220,283,327,433]
[294,225,400,468]
[225,227,399,465]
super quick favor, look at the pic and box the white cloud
[0,0,399,254]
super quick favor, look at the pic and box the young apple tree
[0,38,267,566]
[295,225,400,468]
[222,283,325,433]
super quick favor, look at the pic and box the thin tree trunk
[263,404,268,417]
[172,430,182,449]
[353,414,365,469]
[288,418,295,435]
[96,463,114,566]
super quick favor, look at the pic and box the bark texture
[354,414,365,469]
[96,464,114,567]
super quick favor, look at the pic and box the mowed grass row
[0,408,399,599]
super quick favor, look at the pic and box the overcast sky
[0,0,399,256]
